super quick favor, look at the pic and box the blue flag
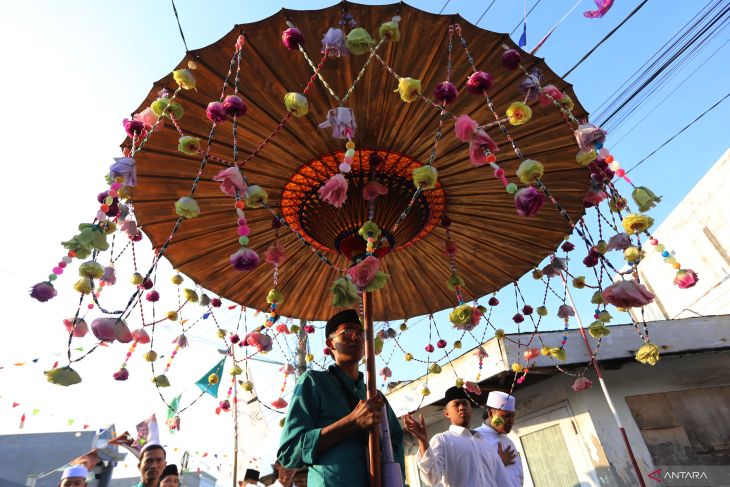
[518,23,527,47]
[196,358,226,398]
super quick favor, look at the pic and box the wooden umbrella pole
[362,290,382,487]
[232,357,239,487]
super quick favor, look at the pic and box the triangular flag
[32,409,40,415]
[83,424,90,429]
[518,23,527,47]
[167,394,182,420]
[32,358,39,363]
[14,362,25,366]
[68,419,75,426]
[195,358,226,398]
[12,402,20,408]
[74,347,84,352]
[52,361,59,369]
[228,305,237,310]
[20,414,26,429]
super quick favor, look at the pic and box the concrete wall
[632,148,730,322]
[402,349,730,487]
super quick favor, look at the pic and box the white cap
[486,391,516,412]
[61,465,88,480]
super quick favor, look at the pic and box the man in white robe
[405,386,509,487]
[474,391,524,486]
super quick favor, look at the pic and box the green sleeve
[277,371,322,468]
[386,402,406,484]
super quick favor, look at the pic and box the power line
[474,0,499,26]
[170,0,190,52]
[439,0,451,14]
[562,0,649,78]
[625,89,730,174]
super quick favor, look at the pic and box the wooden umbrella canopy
[127,2,590,322]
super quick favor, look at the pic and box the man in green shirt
[278,309,405,486]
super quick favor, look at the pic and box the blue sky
[1,0,728,480]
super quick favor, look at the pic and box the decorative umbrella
[121,4,592,485]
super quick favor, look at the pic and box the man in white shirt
[405,386,509,487]
[474,391,524,486]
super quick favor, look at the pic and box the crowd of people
[277,309,524,486]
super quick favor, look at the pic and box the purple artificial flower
[113,368,129,381]
[30,281,57,302]
[281,27,304,50]
[557,304,575,319]
[518,68,543,101]
[230,247,260,271]
[514,186,546,217]
[488,296,499,306]
[433,81,458,104]
[561,241,575,252]
[223,95,247,117]
[606,233,632,251]
[206,101,227,123]
[501,49,522,70]
[466,71,493,95]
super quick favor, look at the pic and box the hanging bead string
[342,38,386,104]
[298,44,342,104]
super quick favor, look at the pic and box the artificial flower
[318,173,348,208]
[380,367,393,379]
[572,276,586,289]
[206,101,227,123]
[674,269,699,289]
[449,304,474,330]
[362,181,388,200]
[511,362,524,373]
[395,78,421,103]
[468,129,499,167]
[175,197,200,219]
[173,69,196,90]
[433,81,458,105]
[345,27,374,55]
[267,288,285,305]
[113,368,129,381]
[109,156,137,187]
[378,20,400,41]
[281,27,304,50]
[624,246,643,262]
[151,97,184,119]
[560,94,575,111]
[134,107,160,129]
[464,381,481,395]
[63,318,88,338]
[506,101,532,126]
[536,306,548,316]
[516,159,544,184]
[631,186,662,212]
[131,328,150,344]
[153,375,171,387]
[264,241,286,265]
[574,124,607,151]
[571,377,593,392]
[318,107,356,139]
[322,28,348,57]
[348,256,380,288]
[213,167,246,197]
[271,397,289,409]
[602,279,654,308]
[366,271,390,292]
[635,342,660,365]
[588,321,611,338]
[541,346,567,361]
[177,136,201,156]
[518,70,542,101]
[101,266,116,285]
[501,49,522,70]
[331,277,359,307]
[621,213,654,235]
[247,331,273,353]
[591,290,604,305]
[359,220,381,240]
[123,118,145,138]
[30,282,57,302]
[284,92,308,117]
[73,278,93,295]
[466,71,493,95]
[244,185,268,208]
[539,85,564,107]
[514,186,545,217]
[447,274,465,292]
[78,261,104,279]
[575,149,597,166]
[606,233,632,251]
[524,348,540,361]
[223,95,247,117]
[583,188,608,207]
[230,247,259,271]
[45,366,82,386]
[413,165,438,189]
[597,310,612,323]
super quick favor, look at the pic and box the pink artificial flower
[134,108,161,129]
[123,118,145,138]
[280,363,296,375]
[347,256,380,289]
[445,240,458,258]
[471,306,483,326]
[30,282,57,302]
[318,173,348,208]
[582,189,608,207]
[116,321,133,343]
[466,71,493,95]
[362,181,388,201]
[173,334,189,349]
[63,318,89,338]
[557,304,575,319]
[167,416,181,431]
[271,397,289,409]
[275,323,290,334]
[264,241,287,265]
[523,348,540,361]
[601,279,655,308]
[454,115,478,142]
[281,27,304,50]
[247,332,273,353]
[474,347,488,359]
[219,400,231,411]
[91,318,118,342]
[571,376,593,391]
[674,269,699,289]
[380,367,393,379]
[501,49,522,70]
[433,81,458,105]
[230,247,260,271]
[223,95,247,117]
[539,85,564,107]
[464,381,481,395]
[514,186,546,217]
[468,130,499,167]
[213,167,247,197]
[131,328,150,344]
[206,101,227,123]
[121,220,141,240]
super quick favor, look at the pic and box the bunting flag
[584,0,614,19]
[195,358,226,398]
[20,413,26,429]
[518,22,527,47]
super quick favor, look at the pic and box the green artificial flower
[359,221,381,240]
[516,159,544,184]
[244,185,268,208]
[378,21,400,42]
[447,274,465,292]
[635,342,660,365]
[631,186,662,212]
[413,165,438,189]
[175,197,200,219]
[331,277,359,307]
[346,27,375,55]
[589,321,611,339]
[78,261,104,279]
[44,366,82,386]
[365,271,389,292]
[178,136,201,156]
[449,304,473,328]
[267,288,285,305]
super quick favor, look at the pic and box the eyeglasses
[331,328,364,341]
